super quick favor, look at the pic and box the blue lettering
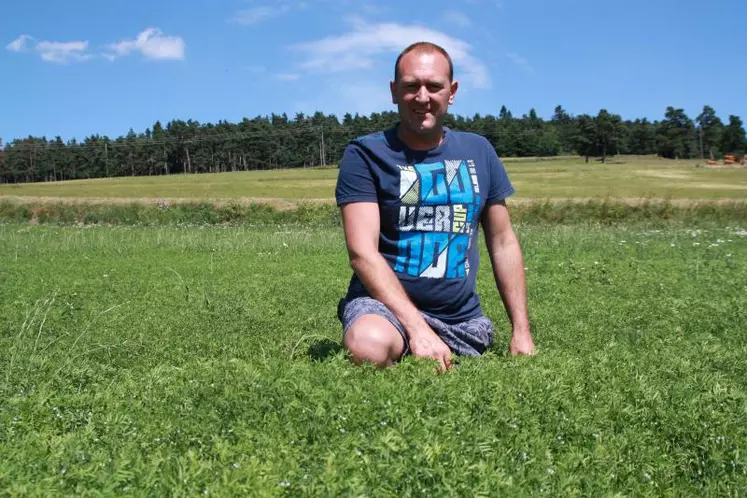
[446,234,469,278]
[417,162,448,205]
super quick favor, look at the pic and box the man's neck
[397,125,445,151]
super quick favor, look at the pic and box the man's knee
[343,315,405,367]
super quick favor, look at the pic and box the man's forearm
[350,252,431,338]
[489,235,530,332]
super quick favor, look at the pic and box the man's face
[390,50,458,138]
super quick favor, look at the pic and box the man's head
[390,42,458,146]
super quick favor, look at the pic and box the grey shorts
[337,297,495,357]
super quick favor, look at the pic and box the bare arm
[481,201,536,355]
[341,202,453,369]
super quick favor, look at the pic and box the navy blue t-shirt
[335,125,515,324]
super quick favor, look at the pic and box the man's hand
[509,329,536,356]
[409,328,453,371]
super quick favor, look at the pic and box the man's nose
[415,86,429,102]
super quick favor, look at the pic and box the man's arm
[481,201,536,356]
[341,202,453,370]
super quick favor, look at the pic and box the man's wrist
[511,322,531,336]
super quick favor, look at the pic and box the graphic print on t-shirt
[394,159,480,279]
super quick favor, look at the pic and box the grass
[1,219,746,495]
[2,197,747,228]
[1,155,746,202]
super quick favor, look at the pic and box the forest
[1,105,745,183]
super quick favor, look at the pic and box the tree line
[1,105,745,183]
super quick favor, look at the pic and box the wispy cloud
[276,73,300,81]
[7,28,185,64]
[37,41,93,64]
[464,0,503,8]
[6,34,33,52]
[6,34,93,64]
[445,10,472,28]
[291,20,490,88]
[294,77,392,118]
[105,28,185,61]
[506,51,534,74]
[230,0,307,25]
[245,65,267,74]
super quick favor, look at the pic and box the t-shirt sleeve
[484,138,515,204]
[335,144,378,206]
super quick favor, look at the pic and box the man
[335,41,535,371]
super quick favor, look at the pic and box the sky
[2,0,745,142]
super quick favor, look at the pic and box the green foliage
[657,107,699,159]
[1,222,746,495]
[721,116,747,156]
[696,105,724,159]
[1,106,743,184]
[2,198,747,228]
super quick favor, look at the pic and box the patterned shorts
[337,297,495,357]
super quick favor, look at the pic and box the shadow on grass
[307,339,343,362]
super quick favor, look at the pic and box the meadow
[1,157,747,495]
[1,217,746,495]
[1,155,746,202]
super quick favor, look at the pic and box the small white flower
[279,480,291,488]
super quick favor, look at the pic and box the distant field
[1,156,746,203]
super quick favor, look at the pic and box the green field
[1,156,746,202]
[2,220,746,495]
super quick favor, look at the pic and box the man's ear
[449,80,459,105]
[390,80,398,105]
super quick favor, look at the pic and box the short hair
[394,42,454,82]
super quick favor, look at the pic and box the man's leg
[344,315,406,368]
[338,297,409,368]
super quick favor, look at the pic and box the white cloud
[232,6,281,25]
[230,0,307,25]
[291,20,490,88]
[276,73,300,81]
[294,77,392,118]
[36,40,93,64]
[245,65,267,74]
[464,0,503,7]
[106,28,185,61]
[7,34,93,64]
[445,11,472,28]
[6,34,33,52]
[506,51,534,74]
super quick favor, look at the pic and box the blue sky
[2,0,745,142]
